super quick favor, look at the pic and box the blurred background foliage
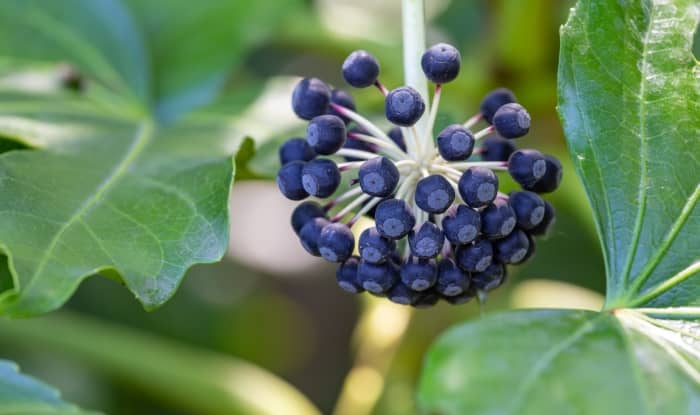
[0,0,611,414]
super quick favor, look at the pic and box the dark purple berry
[291,201,326,234]
[529,201,555,236]
[318,222,355,262]
[292,77,331,120]
[385,86,425,127]
[472,262,506,291]
[328,89,356,122]
[301,159,341,198]
[421,43,461,84]
[400,258,438,291]
[375,199,416,239]
[481,197,517,239]
[358,227,396,264]
[279,138,316,165]
[436,258,470,296]
[408,222,444,259]
[494,228,530,264]
[480,88,516,124]
[336,256,363,293]
[493,103,530,138]
[298,217,330,256]
[509,149,547,188]
[342,50,380,88]
[277,160,308,201]
[442,204,481,245]
[415,175,455,214]
[481,136,516,162]
[358,157,400,197]
[306,114,346,155]
[357,260,399,294]
[437,124,475,161]
[527,155,563,193]
[458,166,499,208]
[509,191,545,230]
[456,239,493,273]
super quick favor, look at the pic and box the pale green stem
[401,0,429,138]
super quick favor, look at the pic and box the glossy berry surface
[279,138,316,165]
[336,257,363,293]
[480,88,516,124]
[401,258,438,291]
[436,259,470,296]
[292,77,331,120]
[442,204,481,245]
[277,160,308,201]
[375,199,416,239]
[415,175,455,214]
[527,154,563,193]
[307,115,346,155]
[481,136,516,162]
[408,222,444,259]
[458,166,499,208]
[456,239,494,273]
[509,191,545,230]
[493,103,531,138]
[298,217,330,256]
[358,227,396,264]
[277,42,561,308]
[358,157,400,197]
[508,149,547,188]
[291,201,326,234]
[342,50,380,88]
[318,223,355,262]
[481,197,517,239]
[421,43,461,84]
[301,158,341,198]
[437,124,474,161]
[385,86,425,126]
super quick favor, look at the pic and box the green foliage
[0,0,301,316]
[0,359,95,414]
[419,0,700,413]
[0,312,321,415]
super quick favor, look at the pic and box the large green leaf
[558,0,700,307]
[0,359,95,414]
[418,309,700,415]
[0,91,242,316]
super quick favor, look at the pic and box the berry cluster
[277,43,562,307]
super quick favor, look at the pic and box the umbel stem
[333,2,427,415]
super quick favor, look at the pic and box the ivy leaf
[419,0,700,411]
[0,91,243,316]
[0,359,96,414]
[418,309,700,415]
[558,0,700,308]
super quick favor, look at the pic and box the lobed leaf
[558,0,700,307]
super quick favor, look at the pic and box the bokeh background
[0,0,640,413]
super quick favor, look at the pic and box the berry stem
[348,197,383,227]
[332,193,371,222]
[401,0,429,136]
[325,186,364,210]
[444,161,508,170]
[337,161,364,171]
[463,113,483,129]
[474,125,496,140]
[395,171,419,199]
[394,159,418,169]
[425,83,442,143]
[335,148,380,161]
[428,164,463,177]
[349,132,408,158]
[374,80,389,96]
[330,103,395,145]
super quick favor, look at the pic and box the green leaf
[418,309,700,415]
[558,0,700,307]
[0,312,321,415]
[0,91,241,317]
[0,359,95,414]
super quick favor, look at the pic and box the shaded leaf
[418,309,700,415]
[0,359,95,414]
[0,91,241,316]
[558,0,700,307]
